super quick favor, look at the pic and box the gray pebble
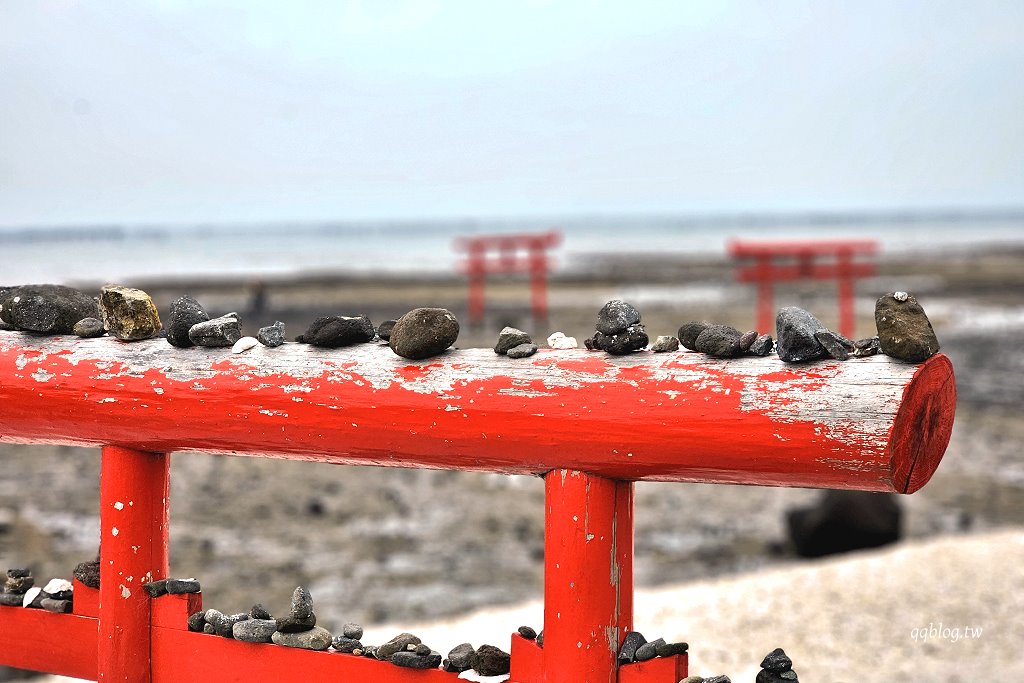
[596,300,641,335]
[814,330,850,360]
[749,333,774,356]
[165,578,200,594]
[635,637,664,661]
[760,647,793,672]
[655,641,689,657]
[377,632,421,660]
[592,324,649,355]
[290,586,314,620]
[694,324,744,358]
[272,625,333,650]
[72,560,99,589]
[852,336,881,357]
[73,317,105,338]
[250,603,272,620]
[257,321,286,347]
[143,579,168,598]
[473,644,511,676]
[167,296,209,347]
[389,308,460,360]
[506,342,538,358]
[391,650,443,669]
[187,611,206,632]
[342,622,363,640]
[332,636,362,653]
[875,292,940,362]
[617,631,647,663]
[189,315,242,347]
[233,618,277,643]
[651,335,680,352]
[517,625,537,640]
[677,320,711,350]
[494,326,532,354]
[738,330,758,352]
[0,284,99,334]
[0,593,23,606]
[376,319,397,341]
[775,307,828,363]
[40,598,72,613]
[704,677,732,683]
[445,642,476,672]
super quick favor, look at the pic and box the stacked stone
[757,648,798,682]
[270,586,332,649]
[388,308,460,359]
[0,568,34,606]
[585,300,649,355]
[368,632,442,670]
[73,560,100,589]
[494,326,537,358]
[678,320,773,358]
[438,642,511,676]
[142,577,201,597]
[681,677,731,683]
[37,578,74,613]
[331,622,365,653]
[616,630,689,665]
[774,307,853,362]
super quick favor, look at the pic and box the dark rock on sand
[166,296,209,347]
[596,300,641,335]
[592,324,648,355]
[651,335,680,352]
[74,317,105,338]
[494,326,532,354]
[814,330,850,360]
[875,292,940,362]
[99,285,162,340]
[749,333,774,356]
[760,647,793,673]
[297,315,375,347]
[444,643,476,672]
[507,342,538,358]
[694,324,744,358]
[0,284,100,334]
[389,308,460,360]
[473,644,511,676]
[775,307,828,362]
[787,490,902,558]
[376,319,397,341]
[678,320,711,350]
[617,631,647,663]
[257,321,286,348]
[342,622,364,640]
[189,315,242,347]
[272,625,333,650]
[392,650,443,669]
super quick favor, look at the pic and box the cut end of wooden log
[890,353,956,493]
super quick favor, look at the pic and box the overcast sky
[1,0,1022,227]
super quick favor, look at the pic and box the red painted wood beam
[727,238,878,257]
[99,445,170,682]
[0,334,955,493]
[0,607,98,679]
[734,262,876,283]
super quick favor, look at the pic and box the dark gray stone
[203,623,216,635]
[760,647,793,673]
[875,292,940,362]
[445,643,476,672]
[655,641,689,657]
[757,671,795,683]
[6,569,31,579]
[651,335,679,352]
[73,560,100,589]
[250,603,272,620]
[635,638,664,661]
[0,593,25,606]
[781,671,798,681]
[392,651,442,669]
[787,490,902,558]
[593,324,648,355]
[749,334,774,356]
[187,611,206,632]
[704,676,732,683]
[290,586,314,619]
[233,618,277,643]
[389,308,460,359]
[40,598,72,613]
[473,644,511,676]
[272,625,333,650]
[342,622,364,639]
[517,625,537,640]
[677,320,711,350]
[814,330,850,361]
[257,321,286,347]
[377,320,397,341]
[596,300,641,335]
[0,284,100,334]
[617,631,647,663]
[494,326,532,354]
[297,315,374,347]
[739,330,758,352]
[775,307,828,363]
[694,324,743,358]
[506,342,538,358]
[276,613,317,633]
[205,609,247,638]
[167,296,209,348]
[189,315,242,347]
[5,575,33,593]
[536,630,543,647]
[853,336,881,358]
[99,285,162,340]
[143,579,168,598]
[332,636,362,653]
[377,632,421,660]
[413,643,431,655]
[74,317,105,338]
[165,578,200,594]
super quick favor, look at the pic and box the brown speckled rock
[389,308,460,360]
[99,285,161,340]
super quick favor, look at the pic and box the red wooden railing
[0,332,955,682]
[728,239,879,338]
[454,230,562,326]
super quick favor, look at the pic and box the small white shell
[547,332,578,349]
[232,336,259,353]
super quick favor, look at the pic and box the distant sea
[1,212,1022,285]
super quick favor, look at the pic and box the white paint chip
[113,501,124,510]
[120,585,131,599]
[111,527,119,537]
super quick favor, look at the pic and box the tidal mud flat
[0,245,1021,636]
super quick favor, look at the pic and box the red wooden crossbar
[728,238,879,338]
[0,332,955,682]
[454,230,562,326]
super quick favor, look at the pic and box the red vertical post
[544,470,634,683]
[755,255,774,334]
[529,245,548,324]
[99,445,170,682]
[467,242,486,326]
[836,249,855,338]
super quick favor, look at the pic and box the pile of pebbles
[494,326,538,358]
[0,568,74,613]
[616,630,689,665]
[678,320,774,359]
[0,283,462,360]
[584,300,649,355]
[682,647,799,683]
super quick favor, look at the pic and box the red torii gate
[454,230,562,326]
[0,333,954,682]
[728,239,879,338]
